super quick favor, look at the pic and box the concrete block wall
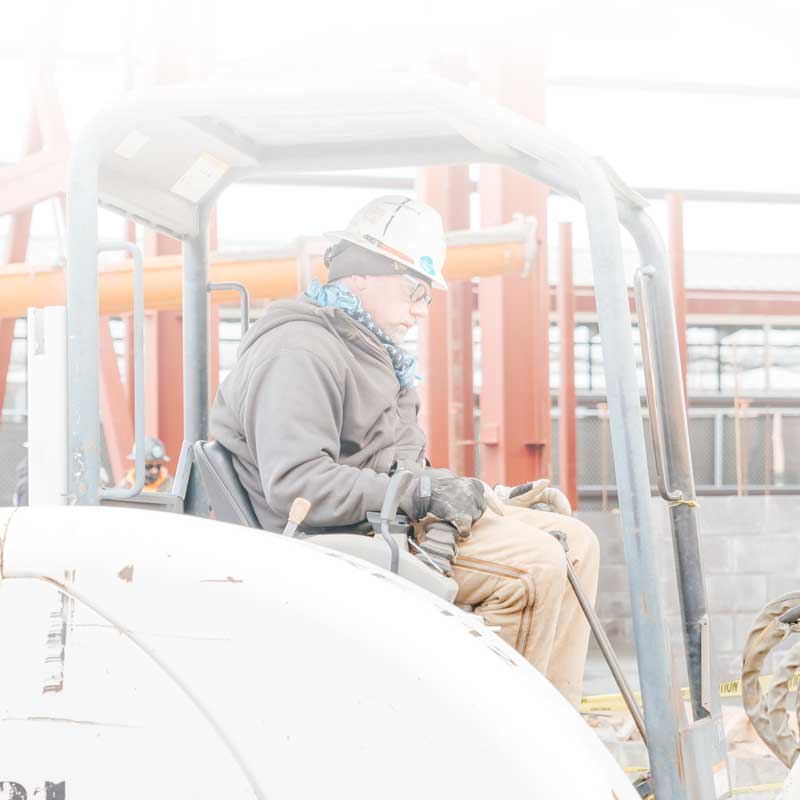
[578,496,800,681]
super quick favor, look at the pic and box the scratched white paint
[0,506,638,799]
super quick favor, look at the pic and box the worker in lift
[210,196,600,706]
[121,436,174,493]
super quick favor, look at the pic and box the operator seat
[192,441,458,603]
[193,440,260,528]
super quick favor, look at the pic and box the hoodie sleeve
[242,348,394,528]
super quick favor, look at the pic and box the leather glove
[407,468,487,538]
[494,478,572,516]
[411,521,459,576]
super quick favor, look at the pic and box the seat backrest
[193,440,260,528]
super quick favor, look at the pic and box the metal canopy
[79,74,645,238]
[66,73,723,799]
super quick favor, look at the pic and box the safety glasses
[402,275,433,307]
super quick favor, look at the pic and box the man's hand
[494,478,572,516]
[412,521,459,576]
[408,468,487,538]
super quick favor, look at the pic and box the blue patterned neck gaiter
[305,279,419,389]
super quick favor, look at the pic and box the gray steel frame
[65,77,729,798]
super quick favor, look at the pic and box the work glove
[411,521,459,576]
[407,468,487,538]
[494,478,572,516]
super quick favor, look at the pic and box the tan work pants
[452,506,600,706]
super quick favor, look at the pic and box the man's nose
[410,300,429,320]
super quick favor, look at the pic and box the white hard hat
[325,196,448,290]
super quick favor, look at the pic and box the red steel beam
[143,228,185,463]
[448,281,475,477]
[0,321,14,419]
[0,103,42,417]
[550,286,800,319]
[557,223,578,510]
[477,58,550,486]
[99,316,134,483]
[667,193,689,402]
[416,164,472,470]
[142,309,184,464]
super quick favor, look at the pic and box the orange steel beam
[557,223,577,510]
[99,316,134,483]
[477,57,550,486]
[667,193,689,403]
[0,241,528,319]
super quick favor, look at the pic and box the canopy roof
[77,73,646,238]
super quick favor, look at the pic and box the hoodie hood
[237,296,335,359]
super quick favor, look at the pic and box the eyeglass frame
[401,273,433,306]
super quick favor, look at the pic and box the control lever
[282,497,311,537]
[376,469,414,574]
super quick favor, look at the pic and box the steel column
[0,321,14,417]
[181,207,212,516]
[98,316,134,483]
[142,310,184,465]
[557,223,577,510]
[667,193,689,402]
[142,229,184,463]
[182,208,211,445]
[448,282,475,476]
[580,184,687,799]
[66,128,101,504]
[416,163,472,469]
[416,295,448,466]
[209,303,220,403]
[125,313,135,422]
[623,205,730,794]
[478,59,549,486]
[0,101,41,416]
[209,209,220,403]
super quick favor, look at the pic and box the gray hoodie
[209,296,427,533]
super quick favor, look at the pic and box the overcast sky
[2,0,800,287]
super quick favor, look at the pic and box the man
[120,436,174,492]
[210,196,599,705]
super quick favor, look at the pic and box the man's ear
[348,274,369,292]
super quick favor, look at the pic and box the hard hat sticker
[419,256,435,275]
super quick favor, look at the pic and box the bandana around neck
[304,279,419,389]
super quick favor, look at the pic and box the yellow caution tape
[581,673,800,713]
[731,783,785,795]
[623,768,782,795]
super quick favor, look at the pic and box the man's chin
[386,325,410,344]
